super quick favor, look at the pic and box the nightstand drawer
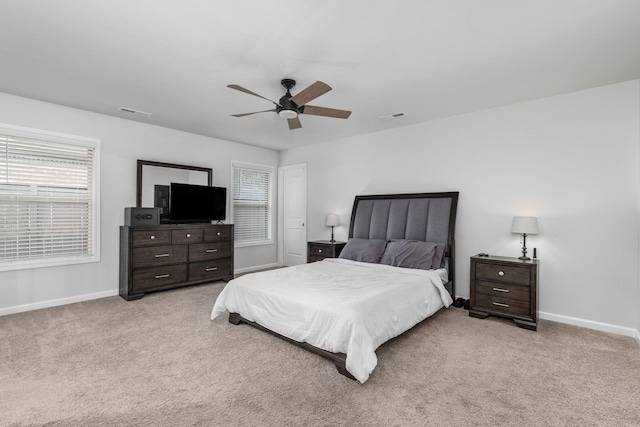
[475,262,530,286]
[309,244,331,257]
[475,280,530,303]
[474,292,530,316]
[307,241,346,263]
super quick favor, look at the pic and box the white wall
[280,80,640,335]
[0,92,278,314]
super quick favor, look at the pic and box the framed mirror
[136,160,213,208]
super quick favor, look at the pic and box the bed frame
[229,191,459,380]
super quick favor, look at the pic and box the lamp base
[518,233,530,261]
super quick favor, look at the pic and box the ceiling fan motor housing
[277,79,300,118]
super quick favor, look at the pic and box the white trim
[539,311,639,339]
[0,122,98,148]
[234,262,279,276]
[635,329,640,347]
[0,289,118,317]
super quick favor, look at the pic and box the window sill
[235,240,274,249]
[0,254,100,272]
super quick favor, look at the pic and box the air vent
[379,112,407,121]
[118,107,152,118]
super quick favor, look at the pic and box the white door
[279,163,307,266]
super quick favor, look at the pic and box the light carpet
[1,281,639,426]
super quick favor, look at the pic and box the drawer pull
[318,249,323,253]
[186,233,191,238]
[206,249,218,253]
[150,235,155,240]
[493,302,510,308]
[498,271,505,277]
[493,287,509,293]
[216,232,221,236]
[155,253,170,258]
[205,267,218,272]
[155,274,170,279]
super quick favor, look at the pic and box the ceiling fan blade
[302,105,352,119]
[288,117,302,130]
[231,109,276,117]
[290,81,332,106]
[227,84,279,106]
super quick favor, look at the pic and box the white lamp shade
[325,214,340,227]
[510,216,539,235]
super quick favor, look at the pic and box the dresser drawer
[132,245,188,267]
[131,264,188,291]
[172,229,204,244]
[189,242,231,262]
[132,230,171,247]
[204,227,232,242]
[475,262,530,286]
[188,259,232,281]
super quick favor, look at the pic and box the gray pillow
[380,240,437,270]
[432,243,447,269]
[338,238,388,263]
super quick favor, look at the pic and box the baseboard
[234,262,280,276]
[539,310,639,340]
[0,289,119,317]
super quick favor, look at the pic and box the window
[0,124,99,271]
[232,162,273,246]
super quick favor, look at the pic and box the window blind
[0,132,97,268]
[232,164,272,244]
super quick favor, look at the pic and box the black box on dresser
[119,223,234,300]
[469,254,539,331]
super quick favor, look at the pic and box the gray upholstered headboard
[348,192,459,297]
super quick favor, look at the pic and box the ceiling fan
[227,79,352,130]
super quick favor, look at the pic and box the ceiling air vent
[379,112,407,121]
[118,107,152,118]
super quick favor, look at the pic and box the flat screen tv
[169,182,226,223]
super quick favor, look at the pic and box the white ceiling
[1,1,640,151]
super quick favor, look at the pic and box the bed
[211,192,459,383]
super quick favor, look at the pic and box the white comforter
[210,258,453,383]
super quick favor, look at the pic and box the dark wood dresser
[119,223,234,300]
[307,240,346,263]
[469,255,539,330]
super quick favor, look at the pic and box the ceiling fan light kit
[278,109,298,119]
[228,78,351,130]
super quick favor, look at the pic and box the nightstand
[307,240,346,263]
[469,255,539,331]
